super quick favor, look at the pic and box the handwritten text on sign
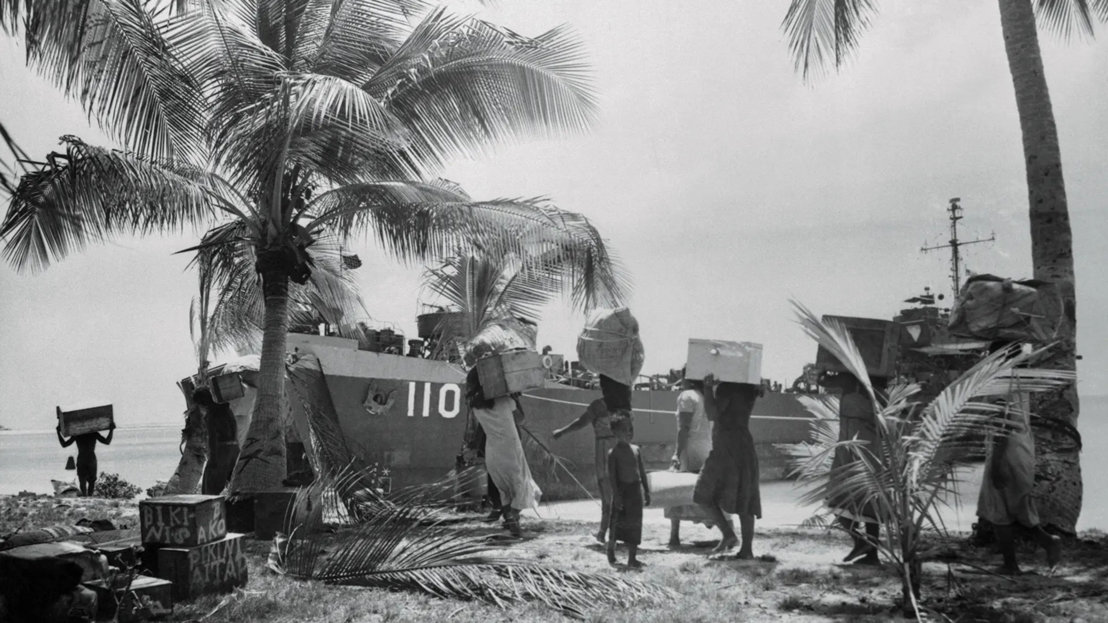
[185,536,247,594]
[141,498,226,546]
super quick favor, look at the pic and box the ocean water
[2,398,1105,530]
[0,425,182,496]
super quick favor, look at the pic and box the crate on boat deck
[156,534,247,601]
[56,403,114,437]
[139,495,227,547]
[210,372,244,403]
[476,349,547,397]
[814,315,898,379]
[84,574,173,622]
[685,339,763,384]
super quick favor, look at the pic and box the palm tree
[0,1,600,495]
[788,301,1075,616]
[780,0,1105,534]
[419,205,628,360]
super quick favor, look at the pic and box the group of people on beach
[466,348,1061,574]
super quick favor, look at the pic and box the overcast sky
[1,1,1106,430]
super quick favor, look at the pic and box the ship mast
[920,198,995,297]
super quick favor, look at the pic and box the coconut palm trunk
[229,267,291,494]
[998,0,1081,533]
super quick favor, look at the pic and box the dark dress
[599,374,632,413]
[692,383,762,518]
[608,442,647,545]
[203,405,240,495]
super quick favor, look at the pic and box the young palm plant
[268,465,673,619]
[788,301,1075,617]
[1,1,603,495]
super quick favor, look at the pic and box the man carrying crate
[56,422,114,496]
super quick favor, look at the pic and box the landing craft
[191,333,816,499]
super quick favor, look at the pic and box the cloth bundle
[576,307,645,386]
[948,274,1058,343]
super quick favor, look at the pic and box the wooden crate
[56,404,114,437]
[140,495,227,547]
[476,350,546,397]
[156,534,248,601]
[210,372,244,403]
[85,574,173,622]
[814,315,898,378]
[685,339,762,384]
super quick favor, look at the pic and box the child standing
[606,411,650,567]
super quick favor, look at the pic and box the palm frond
[1033,0,1108,39]
[780,0,879,81]
[368,9,597,174]
[790,299,875,402]
[272,466,674,618]
[4,0,206,163]
[1,137,218,272]
[309,0,429,81]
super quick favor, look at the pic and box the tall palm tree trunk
[228,268,290,495]
[998,0,1081,533]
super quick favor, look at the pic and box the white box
[685,339,762,384]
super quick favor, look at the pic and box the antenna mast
[920,198,995,297]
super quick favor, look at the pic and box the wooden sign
[140,495,227,547]
[157,534,248,601]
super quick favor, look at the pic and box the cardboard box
[85,575,173,622]
[685,339,762,384]
[210,372,244,403]
[56,403,114,437]
[476,350,547,397]
[814,315,898,378]
[156,534,248,601]
[140,495,227,547]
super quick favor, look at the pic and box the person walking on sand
[466,367,541,537]
[57,422,114,496]
[671,370,711,473]
[821,370,883,566]
[977,368,1060,574]
[692,373,762,559]
[606,411,650,568]
[553,397,618,543]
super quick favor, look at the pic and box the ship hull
[220,335,815,498]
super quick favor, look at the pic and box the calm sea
[0,425,182,497]
[2,398,1105,530]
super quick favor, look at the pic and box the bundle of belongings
[576,307,645,387]
[464,317,538,366]
[948,274,1060,344]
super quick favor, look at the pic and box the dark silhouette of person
[57,423,114,496]
[193,387,240,495]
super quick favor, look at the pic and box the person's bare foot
[606,544,617,565]
[711,536,737,554]
[852,552,880,566]
[667,539,681,549]
[627,559,645,569]
[842,541,868,563]
[736,549,754,560]
[999,563,1022,575]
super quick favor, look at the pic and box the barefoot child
[606,411,650,567]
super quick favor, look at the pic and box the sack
[948,275,1056,343]
[65,456,76,470]
[464,317,538,366]
[576,307,645,386]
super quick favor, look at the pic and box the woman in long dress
[692,374,762,558]
[466,368,541,536]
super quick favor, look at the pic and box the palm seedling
[787,301,1075,617]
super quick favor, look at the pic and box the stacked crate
[138,494,248,602]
